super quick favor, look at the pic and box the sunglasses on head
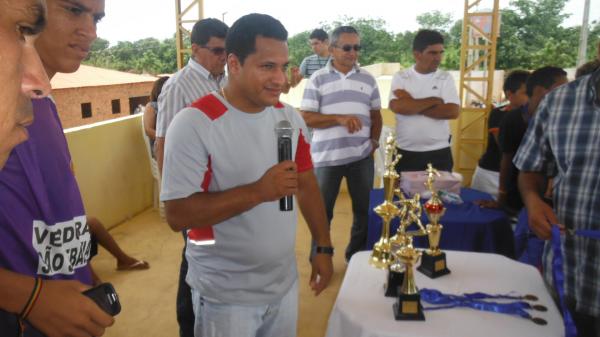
[201,46,226,56]
[335,44,361,52]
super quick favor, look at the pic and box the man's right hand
[255,161,298,202]
[28,280,114,337]
[336,115,362,133]
[527,197,562,240]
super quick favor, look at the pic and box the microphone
[275,120,293,211]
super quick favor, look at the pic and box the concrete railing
[65,114,154,229]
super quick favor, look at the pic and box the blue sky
[98,0,597,45]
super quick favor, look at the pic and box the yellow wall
[65,114,154,229]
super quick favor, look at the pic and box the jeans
[190,280,298,337]
[314,156,374,261]
[177,231,195,337]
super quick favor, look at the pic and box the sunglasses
[335,44,361,52]
[200,46,226,56]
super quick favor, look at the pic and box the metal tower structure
[454,0,500,185]
[175,0,204,69]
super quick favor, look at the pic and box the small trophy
[384,242,405,297]
[418,164,451,278]
[392,236,425,321]
[369,134,401,270]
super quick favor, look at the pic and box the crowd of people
[0,1,599,336]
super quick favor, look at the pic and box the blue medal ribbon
[420,289,539,321]
[551,225,578,337]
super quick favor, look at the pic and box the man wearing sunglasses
[154,18,228,337]
[300,26,382,262]
[388,29,460,172]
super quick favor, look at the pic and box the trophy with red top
[418,163,451,278]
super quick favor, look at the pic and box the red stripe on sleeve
[190,94,227,121]
[295,129,313,173]
[201,156,212,192]
[189,155,215,245]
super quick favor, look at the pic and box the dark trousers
[394,147,453,172]
[567,298,600,337]
[314,156,374,261]
[177,232,194,337]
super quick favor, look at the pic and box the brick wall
[52,82,154,128]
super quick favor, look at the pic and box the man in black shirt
[472,70,529,198]
[495,67,567,213]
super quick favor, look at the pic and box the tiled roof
[51,65,158,89]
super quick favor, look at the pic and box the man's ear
[227,53,241,75]
[413,50,420,60]
[191,43,202,60]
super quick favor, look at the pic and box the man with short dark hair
[472,70,530,200]
[388,29,460,172]
[515,66,600,337]
[299,28,330,79]
[161,13,333,337]
[153,18,228,337]
[155,18,229,173]
[497,66,567,213]
[0,0,116,336]
[300,25,382,262]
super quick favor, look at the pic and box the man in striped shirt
[514,67,600,336]
[154,18,228,337]
[300,26,382,262]
[156,18,229,173]
[298,29,331,79]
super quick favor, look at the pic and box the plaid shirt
[514,68,600,317]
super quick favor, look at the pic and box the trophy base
[393,293,425,321]
[418,252,451,279]
[384,269,404,297]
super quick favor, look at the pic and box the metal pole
[577,0,591,67]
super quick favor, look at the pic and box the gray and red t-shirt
[161,93,312,305]
[0,98,92,283]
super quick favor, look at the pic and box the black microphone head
[275,120,293,138]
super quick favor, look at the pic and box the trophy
[418,163,451,278]
[392,236,425,321]
[369,134,401,270]
[387,192,426,320]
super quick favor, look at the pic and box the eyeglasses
[335,44,361,52]
[200,46,226,56]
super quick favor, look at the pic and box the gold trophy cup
[418,164,451,278]
[392,235,425,320]
[370,134,401,269]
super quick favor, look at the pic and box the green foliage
[288,31,311,67]
[417,10,454,32]
[85,0,597,74]
[496,0,578,69]
[84,36,178,74]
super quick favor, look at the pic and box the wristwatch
[315,246,334,255]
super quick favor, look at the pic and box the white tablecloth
[326,251,564,337]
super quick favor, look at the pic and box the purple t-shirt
[0,98,92,284]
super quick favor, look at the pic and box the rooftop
[51,65,157,89]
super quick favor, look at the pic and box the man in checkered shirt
[514,67,600,336]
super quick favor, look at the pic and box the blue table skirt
[366,188,515,257]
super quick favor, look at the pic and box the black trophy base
[384,269,404,297]
[393,293,425,321]
[418,252,451,279]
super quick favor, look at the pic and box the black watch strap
[315,246,334,255]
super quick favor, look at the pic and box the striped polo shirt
[301,60,381,167]
[156,58,226,137]
[299,54,330,78]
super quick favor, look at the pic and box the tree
[496,0,576,69]
[417,11,454,32]
[288,31,311,68]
